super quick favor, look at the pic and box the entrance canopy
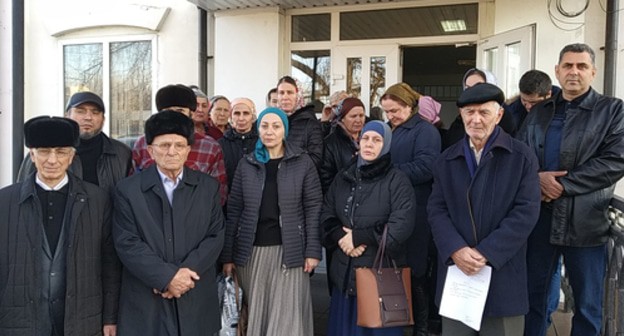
[189,0,419,11]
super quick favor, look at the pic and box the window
[291,50,331,105]
[292,14,331,42]
[63,38,154,142]
[340,4,478,40]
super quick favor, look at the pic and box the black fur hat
[24,116,80,148]
[155,84,197,111]
[144,110,195,145]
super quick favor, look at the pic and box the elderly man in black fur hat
[113,110,225,335]
[132,84,228,206]
[17,91,133,194]
[0,116,121,336]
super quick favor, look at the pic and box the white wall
[24,0,201,122]
[0,0,12,188]
[214,8,285,111]
[493,0,624,99]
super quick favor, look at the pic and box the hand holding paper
[439,265,492,331]
[451,246,487,276]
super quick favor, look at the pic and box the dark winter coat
[516,88,624,246]
[319,125,358,194]
[390,114,440,276]
[218,126,258,190]
[113,165,225,335]
[221,143,322,268]
[428,129,541,317]
[17,133,132,194]
[0,173,121,336]
[287,104,324,168]
[507,86,561,130]
[321,154,416,295]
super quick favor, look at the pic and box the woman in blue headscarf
[321,120,417,336]
[221,107,323,336]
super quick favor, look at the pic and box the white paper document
[439,265,492,331]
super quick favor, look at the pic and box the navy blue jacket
[390,114,440,276]
[428,129,540,317]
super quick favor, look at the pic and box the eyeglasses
[34,148,74,159]
[151,142,189,152]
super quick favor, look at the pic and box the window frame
[59,34,158,137]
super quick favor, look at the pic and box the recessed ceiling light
[441,20,467,32]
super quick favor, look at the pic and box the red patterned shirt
[132,133,228,205]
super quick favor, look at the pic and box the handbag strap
[372,225,399,272]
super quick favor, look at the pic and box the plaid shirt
[132,133,228,205]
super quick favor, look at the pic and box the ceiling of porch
[190,0,423,11]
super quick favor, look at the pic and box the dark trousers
[525,208,607,336]
[442,316,524,336]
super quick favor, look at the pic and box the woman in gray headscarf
[321,120,416,336]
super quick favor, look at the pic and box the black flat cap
[155,84,197,111]
[66,91,105,113]
[24,116,80,148]
[145,110,195,145]
[457,83,505,108]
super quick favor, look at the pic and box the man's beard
[80,129,101,140]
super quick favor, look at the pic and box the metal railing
[604,195,624,335]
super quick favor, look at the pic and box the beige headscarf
[382,83,422,124]
[383,83,421,109]
[230,97,256,116]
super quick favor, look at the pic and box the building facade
[1,0,623,188]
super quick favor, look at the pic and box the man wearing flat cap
[114,110,225,335]
[427,83,540,335]
[17,91,133,195]
[0,116,121,335]
[132,84,228,206]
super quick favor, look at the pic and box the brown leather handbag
[355,225,414,328]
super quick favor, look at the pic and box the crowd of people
[0,42,622,336]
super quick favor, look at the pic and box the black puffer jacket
[218,126,258,190]
[287,104,324,168]
[517,88,624,246]
[17,133,132,194]
[319,125,358,193]
[321,154,416,295]
[0,173,120,335]
[221,143,323,268]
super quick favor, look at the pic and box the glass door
[477,24,535,97]
[332,44,399,113]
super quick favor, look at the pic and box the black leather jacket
[517,88,624,246]
[18,133,132,194]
